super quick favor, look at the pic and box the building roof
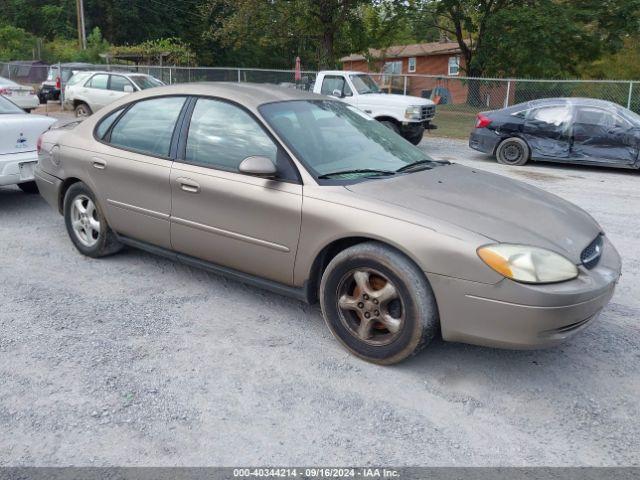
[341,41,462,62]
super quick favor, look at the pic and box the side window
[529,105,571,127]
[448,56,460,76]
[108,96,186,157]
[321,76,351,96]
[86,74,108,89]
[109,75,133,92]
[95,108,122,139]
[185,98,280,173]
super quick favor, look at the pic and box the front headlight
[477,244,578,284]
[405,105,422,120]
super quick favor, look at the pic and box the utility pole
[76,0,87,49]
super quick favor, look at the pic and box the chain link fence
[2,61,637,139]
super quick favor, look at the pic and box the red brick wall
[342,54,470,104]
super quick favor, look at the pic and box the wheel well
[303,235,428,304]
[58,177,81,213]
[73,100,88,108]
[374,116,399,125]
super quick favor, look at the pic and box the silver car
[35,83,622,364]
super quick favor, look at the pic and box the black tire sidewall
[75,103,91,117]
[320,245,437,364]
[497,137,529,166]
[381,121,400,134]
[63,182,110,258]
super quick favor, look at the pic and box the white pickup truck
[311,70,436,145]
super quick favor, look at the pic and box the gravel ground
[1,132,639,466]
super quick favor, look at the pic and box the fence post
[628,81,634,110]
[58,61,62,106]
[403,75,407,95]
[237,69,241,82]
[504,79,511,108]
[169,67,172,85]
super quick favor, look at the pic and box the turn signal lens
[478,244,579,284]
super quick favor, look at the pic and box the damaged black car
[469,98,640,169]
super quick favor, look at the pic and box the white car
[0,76,40,112]
[0,95,56,192]
[64,71,164,117]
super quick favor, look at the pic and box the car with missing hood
[35,83,621,364]
[469,97,640,169]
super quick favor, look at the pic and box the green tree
[0,24,37,61]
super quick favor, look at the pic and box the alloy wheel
[70,194,100,247]
[336,268,404,346]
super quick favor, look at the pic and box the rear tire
[74,102,92,118]
[496,137,530,166]
[18,181,39,194]
[63,182,122,258]
[320,241,439,365]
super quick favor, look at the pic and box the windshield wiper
[395,159,450,173]
[318,169,396,179]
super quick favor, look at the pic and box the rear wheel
[63,182,122,258]
[496,137,530,166]
[74,102,92,118]
[320,242,439,365]
[18,181,39,194]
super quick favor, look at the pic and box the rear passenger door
[169,97,302,285]
[83,74,111,110]
[88,96,188,249]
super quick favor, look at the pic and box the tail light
[37,135,43,154]
[0,87,12,96]
[475,113,492,129]
[55,76,61,89]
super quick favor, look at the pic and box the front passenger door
[170,97,303,285]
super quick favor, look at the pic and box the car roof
[322,70,366,75]
[80,70,154,77]
[514,97,622,110]
[127,82,325,108]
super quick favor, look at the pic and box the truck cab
[312,70,436,145]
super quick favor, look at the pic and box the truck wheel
[380,120,400,134]
[320,241,439,365]
[405,130,424,145]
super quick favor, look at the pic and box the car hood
[345,164,600,262]
[357,93,434,108]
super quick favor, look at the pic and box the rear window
[129,76,163,90]
[67,72,92,87]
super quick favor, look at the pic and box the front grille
[580,234,604,269]
[421,105,436,120]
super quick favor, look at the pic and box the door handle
[177,177,200,193]
[92,159,106,170]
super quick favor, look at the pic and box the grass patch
[427,109,477,139]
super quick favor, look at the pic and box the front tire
[405,128,424,145]
[320,242,439,365]
[63,182,122,258]
[496,137,530,166]
[74,102,92,118]
[18,181,39,194]
[380,120,400,135]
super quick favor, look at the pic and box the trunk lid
[0,114,56,155]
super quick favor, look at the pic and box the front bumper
[469,128,501,154]
[0,150,39,186]
[428,236,622,349]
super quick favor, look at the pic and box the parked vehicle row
[33,83,621,364]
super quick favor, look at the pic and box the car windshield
[349,74,380,94]
[129,75,163,90]
[260,100,438,180]
[0,95,24,114]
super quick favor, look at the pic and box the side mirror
[238,156,277,178]
[123,85,134,93]
[332,88,344,98]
